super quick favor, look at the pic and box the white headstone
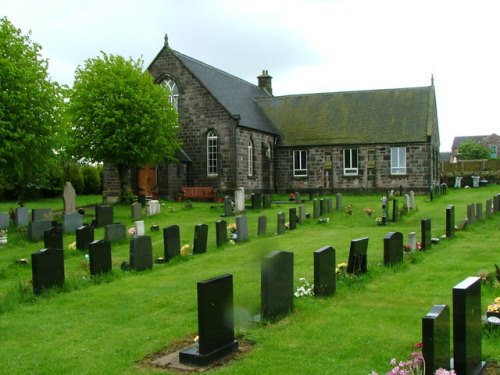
[134,220,145,236]
[408,232,417,250]
[146,200,160,216]
[234,187,245,213]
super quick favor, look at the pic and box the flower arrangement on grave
[344,203,353,215]
[227,222,237,240]
[0,229,7,245]
[180,244,191,256]
[67,241,77,251]
[375,216,384,225]
[127,227,136,236]
[364,207,375,216]
[336,262,348,275]
[487,297,500,318]
[294,277,314,297]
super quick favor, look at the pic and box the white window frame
[247,140,254,176]
[293,150,307,176]
[160,79,179,112]
[390,146,407,175]
[207,130,218,176]
[344,148,359,175]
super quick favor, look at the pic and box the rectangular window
[293,150,307,176]
[207,131,218,176]
[391,147,406,175]
[343,148,358,175]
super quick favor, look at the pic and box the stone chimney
[257,70,272,95]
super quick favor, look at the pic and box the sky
[3,0,500,152]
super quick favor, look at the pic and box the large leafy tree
[68,52,179,201]
[0,17,65,204]
[458,139,491,160]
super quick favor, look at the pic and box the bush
[63,162,84,194]
[82,165,101,194]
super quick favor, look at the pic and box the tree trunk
[117,164,132,202]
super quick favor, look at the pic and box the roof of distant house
[451,135,489,150]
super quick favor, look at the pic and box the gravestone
[494,194,500,213]
[313,199,320,219]
[223,196,233,217]
[466,204,475,224]
[236,215,248,242]
[454,176,462,188]
[62,181,76,214]
[405,194,411,213]
[31,247,65,295]
[289,208,297,230]
[383,232,403,266]
[298,204,306,224]
[263,194,272,209]
[409,191,415,210]
[422,304,450,375]
[408,232,417,251]
[163,225,180,261]
[251,193,262,210]
[15,207,29,226]
[326,198,333,214]
[193,224,208,254]
[475,202,483,221]
[146,200,161,216]
[104,223,126,243]
[0,212,9,229]
[134,220,145,236]
[336,193,342,211]
[234,187,245,213]
[257,215,267,236]
[44,226,63,250]
[32,208,51,222]
[179,274,238,366]
[88,239,112,275]
[485,199,492,218]
[347,237,369,274]
[95,205,113,227]
[215,220,227,247]
[131,202,142,221]
[76,225,94,250]
[452,277,486,375]
[261,251,294,321]
[130,235,153,271]
[421,218,432,250]
[446,205,455,238]
[319,198,326,216]
[313,246,335,297]
[28,220,52,242]
[392,198,399,222]
[276,212,285,234]
[381,196,388,224]
[63,212,83,234]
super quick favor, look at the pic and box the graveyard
[0,187,499,374]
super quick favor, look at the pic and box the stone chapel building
[103,36,440,199]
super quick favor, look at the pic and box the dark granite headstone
[44,226,63,250]
[475,202,483,221]
[493,194,500,213]
[313,246,335,297]
[319,198,326,216]
[28,220,52,242]
[347,237,369,274]
[326,198,333,214]
[421,218,432,250]
[466,204,475,224]
[263,194,272,209]
[289,208,297,230]
[422,304,450,375]
[163,225,180,261]
[276,212,285,234]
[130,235,153,271]
[32,208,52,222]
[446,205,455,238]
[313,199,320,219]
[63,212,83,234]
[485,199,492,218]
[251,193,262,210]
[223,196,233,217]
[88,240,112,275]
[95,205,113,227]
[131,202,142,221]
[336,193,342,211]
[298,204,306,224]
[179,274,238,366]
[31,247,64,295]
[104,223,126,243]
[236,215,248,242]
[392,198,399,222]
[215,220,227,247]
[452,276,485,375]
[193,224,208,254]
[261,251,294,321]
[76,225,94,250]
[257,215,267,236]
[383,232,403,266]
[0,212,9,229]
[15,207,29,226]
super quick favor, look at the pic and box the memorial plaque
[313,246,335,297]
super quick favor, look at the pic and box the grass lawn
[0,187,499,374]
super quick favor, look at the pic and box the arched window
[207,130,218,176]
[248,139,254,176]
[160,79,179,111]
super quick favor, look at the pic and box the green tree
[81,164,101,194]
[67,52,179,201]
[0,17,65,204]
[458,139,491,160]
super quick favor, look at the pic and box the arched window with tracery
[160,79,179,112]
[207,130,218,176]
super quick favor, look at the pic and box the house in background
[103,36,441,199]
[451,134,500,161]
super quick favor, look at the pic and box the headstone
[326,198,333,214]
[15,207,29,226]
[466,204,475,224]
[134,220,145,236]
[494,194,500,213]
[179,274,238,366]
[485,199,492,218]
[236,215,248,242]
[28,220,52,242]
[313,246,335,297]
[131,202,142,221]
[313,199,320,219]
[234,187,245,213]
[129,235,153,271]
[452,277,486,375]
[319,199,326,216]
[215,220,227,247]
[146,200,161,216]
[408,232,417,251]
[276,212,285,234]
[475,203,483,221]
[76,225,94,250]
[405,194,411,213]
[257,215,267,236]
[381,196,388,225]
[336,193,342,211]
[409,191,415,210]
[251,193,262,210]
[392,198,399,222]
[31,247,64,295]
[193,224,208,254]
[163,225,180,261]
[471,175,480,188]
[0,212,9,229]
[32,208,52,222]
[298,204,306,224]
[62,181,77,214]
[44,226,63,250]
[63,212,83,234]
[223,196,233,217]
[95,205,113,227]
[104,223,126,243]
[347,237,369,274]
[383,232,403,266]
[422,304,450,375]
[88,240,112,275]
[263,194,272,209]
[454,176,462,188]
[261,251,294,321]
[289,208,297,230]
[421,218,431,250]
[446,205,455,238]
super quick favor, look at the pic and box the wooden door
[137,165,157,197]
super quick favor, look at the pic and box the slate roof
[451,135,489,150]
[256,86,436,147]
[173,51,279,135]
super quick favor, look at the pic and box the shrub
[81,165,101,194]
[63,162,84,194]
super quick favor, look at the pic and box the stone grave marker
[31,247,65,295]
[452,277,486,375]
[408,232,417,250]
[494,194,500,213]
[263,194,272,209]
[261,251,294,321]
[28,220,52,242]
[383,232,403,266]
[392,198,399,222]
[446,205,455,238]
[95,205,113,227]
[475,202,483,221]
[44,226,63,250]
[76,225,94,250]
[276,212,285,234]
[32,208,52,222]
[62,181,76,214]
[234,187,245,213]
[289,208,297,230]
[179,274,238,366]
[257,215,267,236]
[236,215,248,242]
[88,239,112,275]
[146,200,161,216]
[0,212,9,229]
[251,193,262,210]
[466,204,475,224]
[347,237,369,274]
[422,304,450,375]
[381,196,388,224]
[319,198,326,216]
[485,199,492,218]
[215,220,227,247]
[326,198,333,214]
[313,246,335,297]
[298,204,306,224]
[409,190,415,210]
[134,220,145,236]
[336,193,342,211]
[313,199,320,219]
[131,202,142,221]
[104,223,126,243]
[63,212,83,234]
[223,196,233,217]
[130,235,153,271]
[163,225,180,261]
[193,224,208,254]
[15,207,29,226]
[421,218,432,250]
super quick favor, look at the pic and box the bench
[181,187,216,201]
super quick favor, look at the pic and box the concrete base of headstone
[179,341,239,367]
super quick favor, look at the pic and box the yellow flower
[495,297,500,305]
[67,242,77,251]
